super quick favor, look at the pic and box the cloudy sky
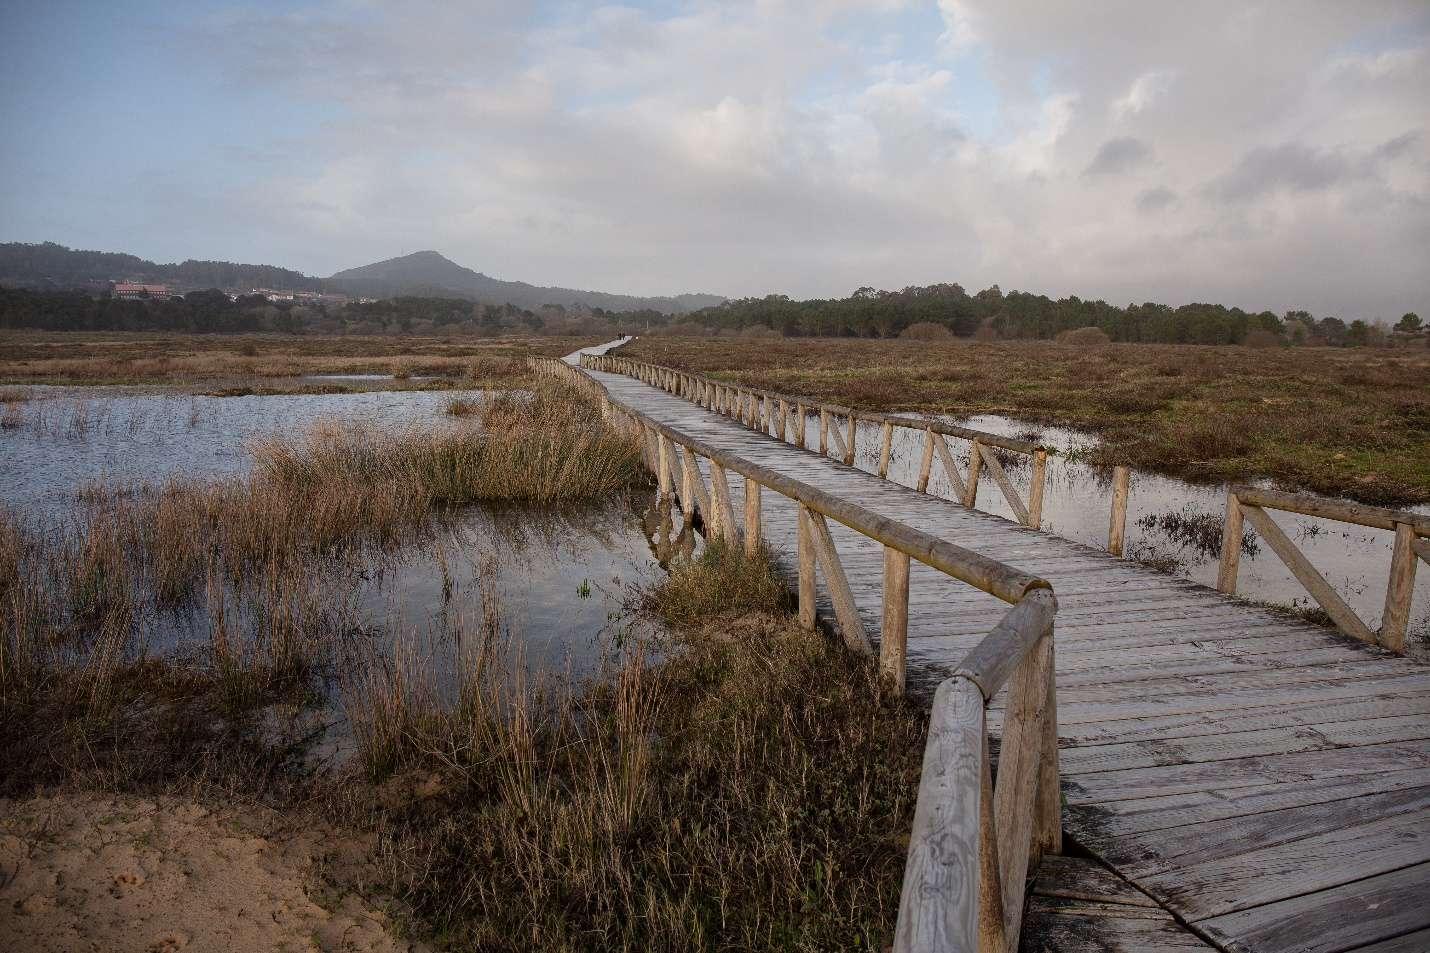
[2,1,1427,317]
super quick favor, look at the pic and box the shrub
[900,322,954,341]
[1054,326,1111,346]
[1243,329,1282,348]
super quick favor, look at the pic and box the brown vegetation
[0,332,607,389]
[900,322,954,341]
[622,336,1430,506]
[356,539,925,950]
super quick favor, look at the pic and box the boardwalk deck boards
[583,362,1430,953]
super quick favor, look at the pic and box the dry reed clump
[444,395,481,417]
[353,540,924,951]
[643,537,793,629]
[252,383,642,506]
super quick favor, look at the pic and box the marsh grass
[0,332,605,390]
[251,383,642,507]
[445,394,481,417]
[0,378,643,796]
[342,539,925,951]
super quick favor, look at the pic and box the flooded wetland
[3,335,1426,951]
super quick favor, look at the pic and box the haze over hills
[325,250,725,313]
[0,242,725,314]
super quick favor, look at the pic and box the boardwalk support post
[798,503,816,630]
[1107,466,1130,556]
[882,546,910,692]
[744,478,763,556]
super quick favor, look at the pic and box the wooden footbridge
[541,346,1430,953]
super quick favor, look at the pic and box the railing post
[1032,631,1062,860]
[798,503,816,630]
[1028,450,1046,529]
[881,546,910,692]
[820,409,829,455]
[709,461,737,543]
[656,433,673,498]
[878,420,894,479]
[917,429,935,493]
[1216,490,1244,593]
[776,399,788,441]
[796,403,807,447]
[680,446,711,523]
[744,478,763,556]
[1107,466,1130,555]
[1382,522,1418,653]
[845,413,857,466]
[893,677,985,953]
[993,626,1055,947]
[965,440,982,508]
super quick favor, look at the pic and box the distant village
[110,282,377,305]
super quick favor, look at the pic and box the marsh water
[0,385,667,764]
[3,383,1427,663]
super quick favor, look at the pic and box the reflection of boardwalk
[588,364,1430,953]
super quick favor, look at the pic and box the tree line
[0,289,303,333]
[3,282,1417,346]
[680,284,1415,346]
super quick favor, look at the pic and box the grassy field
[624,337,1430,508]
[0,332,608,390]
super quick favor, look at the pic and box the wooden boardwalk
[586,364,1430,953]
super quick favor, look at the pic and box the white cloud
[1112,69,1174,119]
[140,0,1430,317]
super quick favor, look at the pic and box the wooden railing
[536,355,1063,952]
[1217,486,1430,652]
[581,353,1049,530]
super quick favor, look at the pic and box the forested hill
[326,250,725,313]
[685,284,1384,346]
[0,242,322,294]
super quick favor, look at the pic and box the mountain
[326,250,725,313]
[0,242,725,314]
[0,242,322,294]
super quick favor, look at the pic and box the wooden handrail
[535,355,1063,951]
[1231,485,1430,536]
[584,353,1051,530]
[583,353,1042,453]
[1217,485,1427,652]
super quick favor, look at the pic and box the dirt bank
[0,793,425,953]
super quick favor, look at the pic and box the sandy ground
[0,793,427,953]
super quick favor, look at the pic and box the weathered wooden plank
[1137,804,1430,921]
[1044,692,1430,747]
[1195,863,1430,953]
[1018,897,1212,953]
[1061,765,1430,840]
[1350,927,1430,953]
[1058,713,1430,775]
[1080,785,1430,874]
[1032,855,1158,908]
[1062,739,1430,804]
